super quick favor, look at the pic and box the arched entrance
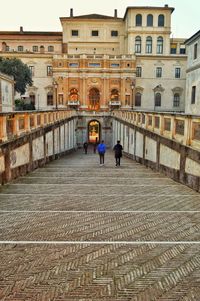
[89,88,100,110]
[88,120,100,143]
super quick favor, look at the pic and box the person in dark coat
[113,140,123,167]
[83,141,88,154]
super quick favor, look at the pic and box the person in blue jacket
[97,140,106,166]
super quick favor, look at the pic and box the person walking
[97,140,106,166]
[93,137,98,154]
[113,140,123,167]
[83,141,88,154]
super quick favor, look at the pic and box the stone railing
[0,109,76,143]
[112,110,200,151]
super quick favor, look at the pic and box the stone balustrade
[112,110,200,151]
[0,110,76,143]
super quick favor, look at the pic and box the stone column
[121,77,126,107]
[82,76,87,108]
[102,76,107,108]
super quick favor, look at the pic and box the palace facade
[0,5,187,113]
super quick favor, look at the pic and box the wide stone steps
[0,150,200,300]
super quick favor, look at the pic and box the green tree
[0,57,33,94]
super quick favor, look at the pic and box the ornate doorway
[88,120,100,143]
[89,88,100,110]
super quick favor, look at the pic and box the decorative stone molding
[27,86,38,93]
[153,84,165,93]
[135,86,144,94]
[172,87,183,95]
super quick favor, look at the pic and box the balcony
[67,101,80,106]
[109,101,121,107]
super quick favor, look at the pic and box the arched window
[48,45,54,52]
[157,36,163,54]
[158,14,165,27]
[135,36,142,53]
[155,93,161,107]
[89,88,100,110]
[136,14,142,26]
[40,45,45,53]
[135,93,142,107]
[70,88,78,101]
[147,14,153,26]
[146,36,152,53]
[47,92,53,106]
[110,89,119,102]
[173,93,180,107]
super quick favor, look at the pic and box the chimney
[164,4,168,7]
[20,26,23,34]
[114,9,117,18]
[70,8,73,17]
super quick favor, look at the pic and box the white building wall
[0,78,13,112]
[136,57,186,111]
[185,35,200,114]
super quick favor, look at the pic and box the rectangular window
[156,67,162,78]
[170,43,177,54]
[191,86,196,104]
[111,30,118,37]
[92,30,99,37]
[32,46,38,52]
[47,66,52,76]
[5,46,9,51]
[136,66,142,77]
[194,43,198,59]
[69,63,79,67]
[180,48,186,54]
[180,44,186,54]
[88,63,101,67]
[47,93,53,106]
[175,67,181,78]
[18,46,24,52]
[171,48,176,54]
[29,66,34,77]
[111,63,120,68]
[71,30,79,36]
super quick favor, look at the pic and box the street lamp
[53,80,58,110]
[130,81,135,110]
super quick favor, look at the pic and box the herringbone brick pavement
[0,149,200,300]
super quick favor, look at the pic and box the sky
[0,0,199,38]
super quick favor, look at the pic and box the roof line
[185,29,200,45]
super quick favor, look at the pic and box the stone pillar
[0,116,7,141]
[105,77,110,107]
[102,76,107,108]
[82,76,87,108]
[121,78,126,107]
[24,113,31,132]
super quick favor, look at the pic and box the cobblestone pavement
[0,149,200,300]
